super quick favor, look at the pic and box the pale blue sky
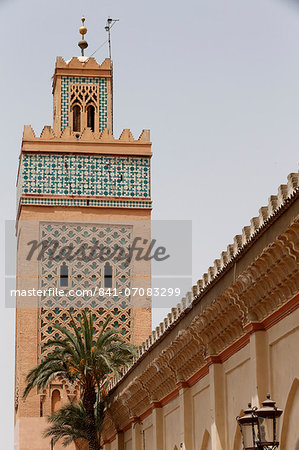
[1,0,299,446]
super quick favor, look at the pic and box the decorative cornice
[102,294,298,440]
[102,193,299,440]
[108,173,298,392]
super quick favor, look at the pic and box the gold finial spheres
[78,16,88,56]
[79,16,87,37]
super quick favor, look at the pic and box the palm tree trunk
[83,387,99,450]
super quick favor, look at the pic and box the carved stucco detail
[192,294,244,356]
[239,219,299,322]
[101,411,117,441]
[167,328,206,381]
[139,359,176,402]
[107,396,128,431]
[120,381,149,419]
[103,214,299,436]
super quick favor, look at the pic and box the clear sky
[1,0,298,446]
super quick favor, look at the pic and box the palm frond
[44,400,105,447]
[24,310,136,448]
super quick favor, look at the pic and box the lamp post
[237,394,283,450]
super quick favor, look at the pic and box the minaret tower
[15,18,152,449]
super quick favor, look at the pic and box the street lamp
[237,394,283,450]
[255,394,283,449]
[237,403,259,450]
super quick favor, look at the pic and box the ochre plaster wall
[106,307,299,450]
[15,206,152,448]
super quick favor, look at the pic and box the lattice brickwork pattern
[70,83,98,108]
[61,76,107,131]
[39,222,133,355]
[20,154,150,198]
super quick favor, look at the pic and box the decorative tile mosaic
[39,222,133,354]
[20,153,150,198]
[61,76,107,131]
[20,197,152,209]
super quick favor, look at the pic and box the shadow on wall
[201,429,211,450]
[75,438,89,450]
[233,410,243,450]
[280,377,299,450]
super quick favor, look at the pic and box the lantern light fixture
[236,394,283,450]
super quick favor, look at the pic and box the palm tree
[43,399,104,448]
[23,311,136,450]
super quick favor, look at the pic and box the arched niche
[51,388,62,414]
[72,104,81,132]
[104,262,113,288]
[60,262,69,288]
[87,104,95,132]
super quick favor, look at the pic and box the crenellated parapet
[17,126,152,215]
[15,47,154,446]
[17,54,152,215]
[51,56,113,133]
[102,181,298,439]
[107,172,299,395]
[22,125,151,155]
[54,56,111,77]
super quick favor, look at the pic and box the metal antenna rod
[105,17,119,135]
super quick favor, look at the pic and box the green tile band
[21,153,151,199]
[20,197,152,209]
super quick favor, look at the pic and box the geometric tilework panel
[21,154,150,198]
[61,76,107,131]
[39,222,133,355]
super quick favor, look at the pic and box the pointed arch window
[60,262,69,288]
[72,105,81,132]
[104,262,113,288]
[87,104,95,132]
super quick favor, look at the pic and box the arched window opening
[72,105,81,132]
[51,389,61,413]
[60,262,69,288]
[104,262,113,288]
[87,104,95,132]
